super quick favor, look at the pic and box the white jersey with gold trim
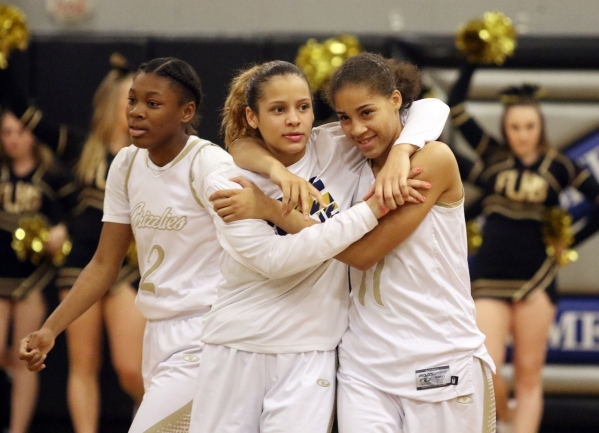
[103,136,232,320]
[199,124,370,354]
[338,164,495,403]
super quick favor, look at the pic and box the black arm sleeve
[448,64,503,163]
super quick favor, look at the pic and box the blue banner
[559,127,599,220]
[546,296,599,364]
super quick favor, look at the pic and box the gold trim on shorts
[480,359,496,433]
[143,400,192,433]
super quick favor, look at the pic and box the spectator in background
[0,55,145,433]
[447,63,599,433]
[0,109,76,433]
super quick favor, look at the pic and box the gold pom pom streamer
[296,34,363,93]
[542,207,578,267]
[0,5,29,69]
[455,11,516,65]
[11,215,72,266]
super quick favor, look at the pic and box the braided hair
[137,57,203,134]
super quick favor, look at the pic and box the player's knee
[115,363,143,399]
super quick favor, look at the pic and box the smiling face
[502,105,543,163]
[333,84,403,167]
[245,74,314,167]
[127,72,194,156]
[1,111,35,162]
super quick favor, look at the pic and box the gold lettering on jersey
[494,170,548,203]
[1,182,42,213]
[130,202,187,231]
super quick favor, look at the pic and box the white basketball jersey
[200,123,368,353]
[103,136,233,320]
[338,164,494,403]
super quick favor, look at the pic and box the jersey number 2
[140,245,165,294]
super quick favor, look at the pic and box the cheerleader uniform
[0,161,77,300]
[56,152,140,292]
[448,64,599,304]
[1,79,141,292]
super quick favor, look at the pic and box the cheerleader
[447,63,599,433]
[1,56,145,433]
[0,109,76,433]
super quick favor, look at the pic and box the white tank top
[338,164,495,403]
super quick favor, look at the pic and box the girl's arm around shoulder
[19,222,133,372]
[228,136,325,215]
[337,141,462,270]
[394,98,449,149]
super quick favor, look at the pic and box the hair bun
[499,83,545,104]
[109,52,130,74]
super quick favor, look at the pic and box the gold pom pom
[542,207,578,267]
[455,11,516,65]
[126,240,138,268]
[296,35,363,93]
[0,5,29,69]
[11,215,71,266]
[466,220,483,255]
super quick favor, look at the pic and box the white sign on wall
[46,0,94,24]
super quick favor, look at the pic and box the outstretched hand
[19,328,56,372]
[269,164,326,219]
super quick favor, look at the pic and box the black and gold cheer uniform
[56,152,139,291]
[1,68,139,292]
[0,161,77,300]
[448,64,599,304]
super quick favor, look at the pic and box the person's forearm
[447,63,477,108]
[394,98,449,148]
[263,198,319,234]
[229,138,284,176]
[41,258,121,336]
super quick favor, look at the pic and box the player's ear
[246,106,259,130]
[181,101,196,124]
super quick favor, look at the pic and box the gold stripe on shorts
[0,260,55,300]
[480,359,496,433]
[143,400,192,433]
[472,257,557,302]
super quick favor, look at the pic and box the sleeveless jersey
[103,136,232,320]
[339,163,494,403]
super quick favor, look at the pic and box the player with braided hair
[19,57,230,432]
